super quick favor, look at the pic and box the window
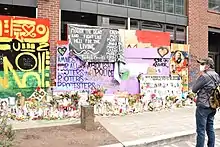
[175,0,184,15]
[128,0,139,7]
[130,19,139,30]
[165,0,174,13]
[140,0,151,9]
[176,26,186,43]
[98,0,112,3]
[165,25,175,40]
[141,21,163,31]
[209,0,220,12]
[100,16,126,29]
[113,0,125,5]
[153,0,163,11]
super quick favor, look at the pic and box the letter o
[64,76,69,82]
[15,52,37,72]
[36,24,46,35]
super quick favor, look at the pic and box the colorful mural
[0,16,50,98]
[117,30,171,94]
[119,29,170,48]
[56,41,118,93]
[119,48,171,94]
[170,43,189,93]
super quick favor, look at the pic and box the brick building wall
[37,0,60,86]
[188,0,220,88]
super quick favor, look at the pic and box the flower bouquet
[88,87,106,106]
[70,92,81,109]
[128,94,143,113]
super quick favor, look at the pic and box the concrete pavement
[97,106,220,147]
[164,130,220,147]
[10,106,220,147]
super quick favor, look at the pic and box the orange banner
[0,15,50,42]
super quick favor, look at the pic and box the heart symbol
[157,47,169,58]
[58,47,67,56]
[22,24,35,36]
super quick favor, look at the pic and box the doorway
[208,31,220,74]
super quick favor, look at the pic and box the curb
[103,125,220,147]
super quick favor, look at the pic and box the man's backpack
[206,73,220,109]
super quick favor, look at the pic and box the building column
[37,0,60,86]
[187,0,208,88]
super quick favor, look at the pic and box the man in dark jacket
[192,57,220,147]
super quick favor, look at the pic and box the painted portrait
[170,50,189,75]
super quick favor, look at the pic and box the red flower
[151,94,156,99]
[36,86,41,91]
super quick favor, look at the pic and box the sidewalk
[97,106,220,147]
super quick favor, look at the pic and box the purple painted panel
[116,48,171,94]
[125,48,171,59]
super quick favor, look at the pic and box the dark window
[98,0,112,3]
[130,19,139,30]
[128,0,139,7]
[99,16,126,29]
[61,11,97,40]
[113,0,125,5]
[141,21,163,31]
[153,0,163,11]
[176,26,186,43]
[165,25,175,40]
[0,4,36,18]
[140,0,151,9]
[165,0,174,13]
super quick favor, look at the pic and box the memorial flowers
[71,92,81,109]
[88,87,106,106]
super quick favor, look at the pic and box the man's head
[197,57,214,71]
[174,51,184,64]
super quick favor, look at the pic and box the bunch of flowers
[60,93,70,99]
[89,87,106,106]
[128,94,144,107]
[70,92,81,109]
[165,96,177,102]
[71,92,81,102]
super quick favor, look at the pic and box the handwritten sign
[140,75,182,101]
[67,24,124,62]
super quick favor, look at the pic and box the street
[166,130,220,147]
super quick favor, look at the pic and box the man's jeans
[196,106,216,147]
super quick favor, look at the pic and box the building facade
[0,0,220,84]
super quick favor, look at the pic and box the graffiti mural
[56,41,118,93]
[170,43,189,93]
[0,16,50,98]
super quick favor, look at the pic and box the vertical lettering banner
[0,16,50,98]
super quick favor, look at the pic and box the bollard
[80,105,95,131]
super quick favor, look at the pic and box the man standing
[192,57,220,147]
